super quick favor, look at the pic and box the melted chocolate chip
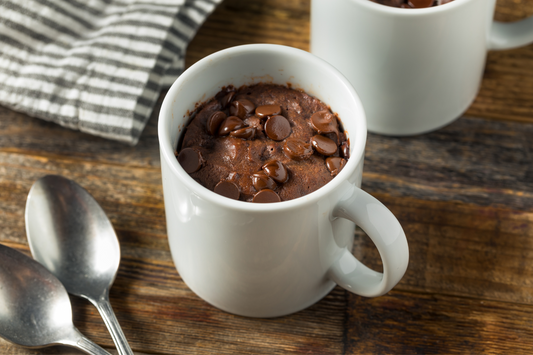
[372,0,451,7]
[283,138,313,161]
[340,141,350,159]
[252,189,281,203]
[251,171,276,191]
[214,180,240,200]
[325,157,347,177]
[311,135,338,156]
[310,110,339,137]
[220,91,236,108]
[218,116,246,136]
[230,99,255,119]
[255,104,281,118]
[178,148,204,173]
[264,115,291,141]
[230,126,256,140]
[408,0,434,7]
[262,160,289,184]
[207,111,227,136]
[373,0,404,6]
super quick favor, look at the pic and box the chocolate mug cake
[372,0,453,8]
[177,83,350,203]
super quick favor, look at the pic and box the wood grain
[346,290,533,354]
[0,0,532,354]
[364,117,533,211]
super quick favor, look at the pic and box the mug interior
[158,44,367,211]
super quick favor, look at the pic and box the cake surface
[178,83,349,202]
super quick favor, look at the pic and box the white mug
[158,44,409,318]
[310,0,533,136]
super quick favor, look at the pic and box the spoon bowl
[25,175,133,355]
[0,244,111,355]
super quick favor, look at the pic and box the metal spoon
[0,244,111,355]
[25,175,134,355]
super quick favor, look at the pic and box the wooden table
[1,0,532,353]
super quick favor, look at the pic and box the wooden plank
[468,46,533,125]
[345,290,533,354]
[185,0,310,66]
[363,116,533,212]
[352,195,533,304]
[494,0,533,21]
[348,192,533,353]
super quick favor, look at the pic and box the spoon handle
[94,295,135,355]
[76,336,114,355]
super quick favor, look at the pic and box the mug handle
[328,187,409,297]
[489,16,533,50]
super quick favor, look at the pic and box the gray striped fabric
[0,0,222,144]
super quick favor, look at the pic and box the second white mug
[310,0,533,136]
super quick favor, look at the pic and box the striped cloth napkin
[0,0,221,145]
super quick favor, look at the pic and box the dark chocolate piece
[255,104,282,118]
[252,189,281,203]
[230,99,255,119]
[219,91,236,108]
[325,157,347,177]
[311,135,337,156]
[408,0,434,8]
[310,110,339,137]
[265,115,291,141]
[230,126,256,140]
[340,141,350,159]
[283,138,313,161]
[262,160,289,184]
[207,111,227,136]
[218,116,246,136]
[371,0,453,8]
[251,171,276,191]
[178,148,203,173]
[214,180,240,200]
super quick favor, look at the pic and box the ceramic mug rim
[158,44,367,213]
[353,0,468,15]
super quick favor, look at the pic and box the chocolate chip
[214,180,240,200]
[244,116,263,133]
[310,110,339,137]
[178,147,204,173]
[376,0,405,6]
[283,138,313,160]
[220,91,236,108]
[407,0,434,7]
[264,115,291,141]
[230,126,256,140]
[262,160,289,184]
[207,111,227,136]
[325,157,347,177]
[255,104,281,118]
[340,141,350,159]
[311,135,338,156]
[251,171,276,191]
[218,116,246,136]
[230,99,255,119]
[252,189,281,203]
